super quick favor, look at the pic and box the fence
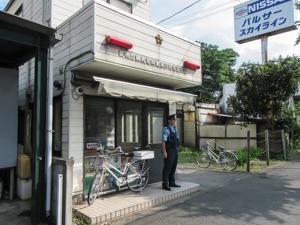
[199,125,288,172]
[243,129,287,172]
[199,124,257,151]
[257,129,287,162]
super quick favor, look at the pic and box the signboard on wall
[234,0,297,44]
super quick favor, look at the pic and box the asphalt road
[115,160,300,225]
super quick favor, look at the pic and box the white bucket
[0,178,3,199]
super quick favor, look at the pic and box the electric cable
[156,0,203,24]
[156,0,248,27]
[161,0,236,26]
[168,3,236,27]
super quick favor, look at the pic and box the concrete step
[73,181,200,225]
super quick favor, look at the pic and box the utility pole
[261,36,268,64]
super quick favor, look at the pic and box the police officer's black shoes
[169,184,181,188]
[162,185,172,191]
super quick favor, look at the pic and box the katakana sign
[234,0,297,44]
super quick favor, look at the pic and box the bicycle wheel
[87,169,105,205]
[196,150,211,168]
[220,151,238,171]
[126,160,150,192]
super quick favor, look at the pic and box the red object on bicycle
[106,35,133,50]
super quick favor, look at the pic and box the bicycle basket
[93,157,104,170]
[200,144,209,151]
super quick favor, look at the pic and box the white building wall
[52,0,150,27]
[132,0,150,21]
[94,1,201,87]
[53,4,94,195]
[61,76,84,195]
[52,0,84,27]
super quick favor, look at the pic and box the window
[85,98,115,149]
[53,97,62,157]
[122,112,139,143]
[107,0,132,13]
[117,100,142,150]
[147,107,164,144]
[15,4,23,16]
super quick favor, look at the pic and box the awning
[93,76,196,104]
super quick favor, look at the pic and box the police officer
[161,114,181,191]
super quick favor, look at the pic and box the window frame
[106,0,133,13]
[84,96,168,151]
[14,4,23,16]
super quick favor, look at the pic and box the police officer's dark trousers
[162,146,178,187]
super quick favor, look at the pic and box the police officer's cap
[167,114,176,121]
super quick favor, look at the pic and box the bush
[236,147,264,166]
[178,146,198,164]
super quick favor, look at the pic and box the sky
[0,0,8,10]
[0,0,299,66]
[150,0,300,66]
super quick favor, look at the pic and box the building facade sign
[104,44,190,74]
[118,50,186,73]
[234,0,297,43]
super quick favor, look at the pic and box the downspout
[45,0,54,217]
[194,101,199,149]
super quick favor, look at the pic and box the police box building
[5,0,201,208]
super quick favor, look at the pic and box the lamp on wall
[183,60,201,71]
[106,35,133,50]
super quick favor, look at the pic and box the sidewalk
[74,181,200,225]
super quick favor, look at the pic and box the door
[144,104,167,182]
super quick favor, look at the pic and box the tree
[183,42,239,103]
[229,56,300,130]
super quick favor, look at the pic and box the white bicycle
[87,146,150,205]
[196,140,238,171]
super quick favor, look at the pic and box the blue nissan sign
[234,0,297,43]
[248,0,291,14]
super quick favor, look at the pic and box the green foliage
[182,42,239,103]
[73,213,89,225]
[229,56,300,130]
[236,147,264,166]
[275,106,296,133]
[178,146,198,164]
[293,101,300,149]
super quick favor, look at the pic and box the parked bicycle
[196,140,238,171]
[87,146,150,205]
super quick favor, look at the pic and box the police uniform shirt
[161,125,179,142]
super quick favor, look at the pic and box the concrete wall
[199,124,257,151]
[0,68,18,169]
[197,103,219,125]
[183,104,196,147]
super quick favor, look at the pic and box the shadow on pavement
[123,160,300,225]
